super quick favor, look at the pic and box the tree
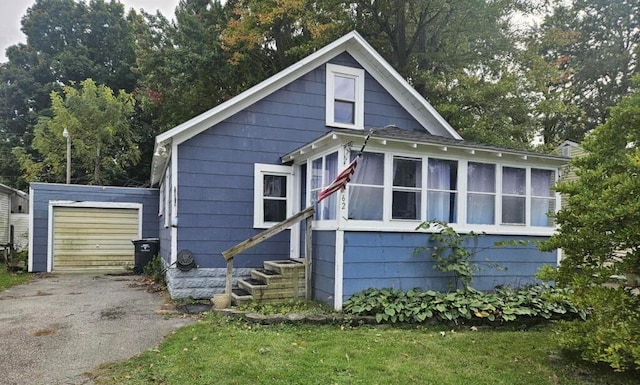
[133,0,238,131]
[540,83,640,371]
[537,0,640,137]
[14,79,139,185]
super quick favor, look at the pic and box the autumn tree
[14,79,139,185]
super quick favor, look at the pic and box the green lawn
[0,263,31,291]
[93,313,636,385]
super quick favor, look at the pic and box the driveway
[0,274,195,385]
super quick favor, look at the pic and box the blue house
[146,31,566,309]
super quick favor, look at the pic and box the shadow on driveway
[0,274,195,385]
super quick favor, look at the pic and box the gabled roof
[150,31,462,185]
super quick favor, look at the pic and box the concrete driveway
[0,274,195,385]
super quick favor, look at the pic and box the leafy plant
[143,255,166,286]
[237,299,333,315]
[343,286,585,325]
[558,287,640,372]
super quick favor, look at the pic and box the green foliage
[414,221,486,290]
[143,255,166,286]
[343,286,585,325]
[237,299,333,315]
[14,79,139,185]
[535,264,560,284]
[0,264,31,291]
[558,287,640,372]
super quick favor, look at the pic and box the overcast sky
[0,0,180,63]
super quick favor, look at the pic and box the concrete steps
[231,260,305,305]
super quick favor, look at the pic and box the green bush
[343,285,585,324]
[558,287,640,372]
[143,255,166,286]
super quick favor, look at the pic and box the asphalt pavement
[0,273,195,385]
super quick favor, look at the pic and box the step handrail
[221,206,316,301]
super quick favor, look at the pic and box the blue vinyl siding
[30,183,159,272]
[176,52,427,269]
[341,232,555,302]
[312,230,336,306]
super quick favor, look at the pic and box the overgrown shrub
[143,255,166,286]
[558,287,640,372]
[343,285,585,324]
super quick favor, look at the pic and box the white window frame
[325,63,365,129]
[254,164,294,229]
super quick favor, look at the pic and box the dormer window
[326,63,364,129]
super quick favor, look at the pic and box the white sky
[0,0,180,62]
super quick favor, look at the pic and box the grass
[93,313,637,385]
[0,263,31,291]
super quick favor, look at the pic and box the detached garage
[30,183,159,273]
[51,203,141,273]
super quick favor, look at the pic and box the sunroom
[257,126,568,309]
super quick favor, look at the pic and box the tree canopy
[1,0,639,188]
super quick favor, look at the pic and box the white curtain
[349,152,384,220]
[467,162,495,224]
[427,159,457,222]
[531,169,554,226]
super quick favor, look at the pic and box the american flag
[316,156,359,203]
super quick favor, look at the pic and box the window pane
[264,175,286,197]
[312,159,323,189]
[427,191,457,223]
[532,169,554,197]
[502,196,525,224]
[348,186,383,220]
[392,191,421,220]
[428,159,457,190]
[532,198,555,227]
[503,167,525,195]
[467,193,495,224]
[325,152,338,182]
[264,200,286,222]
[334,101,355,124]
[468,162,495,193]
[334,75,355,100]
[351,152,384,185]
[393,157,421,187]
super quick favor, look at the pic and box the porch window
[427,158,458,223]
[531,169,555,227]
[254,164,293,228]
[311,152,339,220]
[467,162,496,224]
[501,167,526,224]
[392,157,422,220]
[348,152,384,220]
[326,63,364,129]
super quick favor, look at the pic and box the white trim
[334,229,344,310]
[171,143,179,265]
[325,63,365,129]
[47,201,143,273]
[28,187,34,272]
[253,164,294,229]
[289,164,302,259]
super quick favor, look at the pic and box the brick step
[231,288,253,305]
[263,260,305,277]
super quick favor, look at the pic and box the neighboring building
[29,32,568,309]
[0,183,29,255]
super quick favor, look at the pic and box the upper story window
[348,152,384,220]
[427,158,458,223]
[254,164,293,228]
[467,162,496,225]
[311,152,339,220]
[326,63,364,129]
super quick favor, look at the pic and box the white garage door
[52,206,140,273]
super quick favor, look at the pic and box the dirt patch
[100,307,126,320]
[32,328,59,337]
[35,291,52,296]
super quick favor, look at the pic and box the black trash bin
[132,238,159,274]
